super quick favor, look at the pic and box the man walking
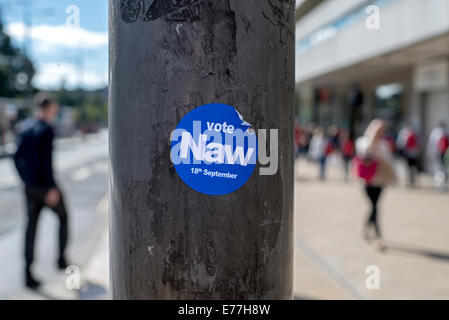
[14,95,70,289]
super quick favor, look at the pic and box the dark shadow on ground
[383,241,449,262]
[23,280,108,300]
[394,185,449,196]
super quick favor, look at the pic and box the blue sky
[0,0,302,91]
[1,0,108,90]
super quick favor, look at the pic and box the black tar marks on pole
[120,0,204,23]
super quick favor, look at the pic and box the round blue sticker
[170,103,257,196]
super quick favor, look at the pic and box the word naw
[179,131,255,166]
[171,121,278,176]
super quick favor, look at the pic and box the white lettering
[179,132,206,160]
[178,130,255,166]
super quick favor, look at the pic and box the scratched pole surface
[109,0,295,299]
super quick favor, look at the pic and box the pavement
[293,157,449,300]
[0,130,110,300]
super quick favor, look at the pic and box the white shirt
[309,136,328,160]
[428,127,446,155]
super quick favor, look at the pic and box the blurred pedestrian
[348,83,364,135]
[324,125,341,169]
[341,129,355,182]
[299,123,314,159]
[397,123,420,187]
[14,94,70,290]
[309,127,329,180]
[428,122,449,190]
[328,125,341,153]
[355,119,396,249]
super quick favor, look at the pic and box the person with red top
[355,120,396,250]
[340,129,355,182]
[397,123,420,188]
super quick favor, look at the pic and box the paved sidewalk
[293,158,449,300]
[0,196,109,300]
[77,221,110,300]
[8,154,448,300]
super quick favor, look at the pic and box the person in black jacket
[14,95,69,289]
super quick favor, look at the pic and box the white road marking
[96,194,109,215]
[70,167,92,182]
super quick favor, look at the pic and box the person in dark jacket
[14,95,69,289]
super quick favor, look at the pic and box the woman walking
[355,120,396,249]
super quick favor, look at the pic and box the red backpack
[353,156,378,184]
[325,141,334,156]
[438,135,449,155]
[405,132,418,151]
[342,140,355,157]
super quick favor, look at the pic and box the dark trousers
[343,156,352,181]
[406,157,419,187]
[364,186,383,237]
[24,186,69,269]
[319,157,327,180]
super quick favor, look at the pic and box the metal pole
[109,0,295,299]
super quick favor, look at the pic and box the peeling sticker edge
[234,108,255,135]
[176,23,182,35]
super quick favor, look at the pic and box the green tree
[0,19,35,97]
[54,87,86,107]
[75,94,108,127]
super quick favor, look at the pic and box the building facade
[295,0,449,149]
